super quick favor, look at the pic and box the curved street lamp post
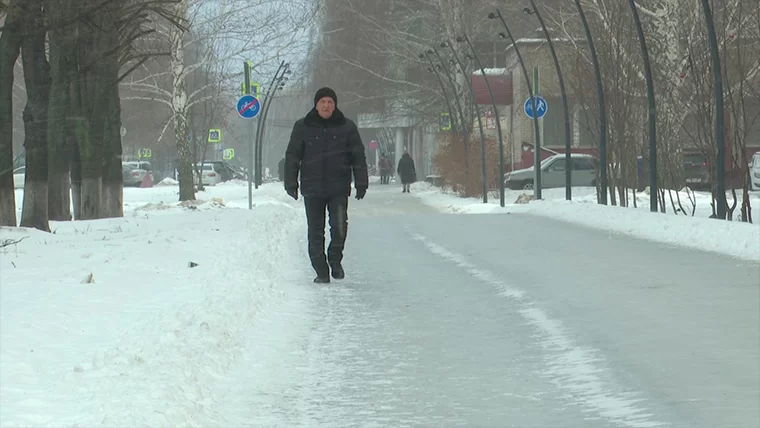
[573,0,608,205]
[458,34,507,207]
[524,2,572,201]
[699,0,727,219]
[256,69,290,185]
[626,0,658,212]
[421,52,461,137]
[442,39,489,203]
[254,60,289,188]
[430,49,471,181]
[489,9,543,199]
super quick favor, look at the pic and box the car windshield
[683,154,705,164]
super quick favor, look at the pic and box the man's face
[316,97,335,119]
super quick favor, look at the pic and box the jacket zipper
[321,127,327,193]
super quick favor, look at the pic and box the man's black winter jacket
[284,108,368,197]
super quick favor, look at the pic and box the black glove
[355,187,367,200]
[286,187,298,200]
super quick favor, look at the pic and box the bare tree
[121,0,312,202]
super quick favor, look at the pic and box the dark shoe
[313,276,330,283]
[330,262,345,280]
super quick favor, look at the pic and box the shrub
[432,133,509,198]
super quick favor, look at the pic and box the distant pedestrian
[379,154,391,184]
[283,87,369,283]
[397,150,416,193]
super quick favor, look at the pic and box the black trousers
[304,194,349,276]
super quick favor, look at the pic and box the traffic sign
[208,129,222,143]
[237,94,261,119]
[241,82,260,97]
[524,95,548,119]
[223,148,235,160]
[439,112,452,132]
[138,148,152,159]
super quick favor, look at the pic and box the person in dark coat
[379,154,391,184]
[284,87,369,283]
[397,150,416,193]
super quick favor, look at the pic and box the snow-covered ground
[411,182,760,261]
[1,181,304,427]
[2,179,758,426]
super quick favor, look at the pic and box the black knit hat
[314,87,337,106]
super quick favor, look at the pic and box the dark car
[683,152,710,190]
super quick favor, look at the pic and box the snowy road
[217,184,760,428]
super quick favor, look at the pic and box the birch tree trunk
[171,1,196,202]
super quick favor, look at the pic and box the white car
[750,152,760,191]
[122,161,153,187]
[504,153,598,190]
[13,166,24,188]
[193,163,222,186]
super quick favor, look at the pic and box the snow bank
[0,183,304,426]
[412,182,760,261]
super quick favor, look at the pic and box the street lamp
[573,0,608,205]
[254,61,290,188]
[699,0,727,219]
[428,48,472,186]
[626,0,658,212]
[441,39,488,203]
[258,75,289,172]
[523,2,572,201]
[420,52,460,135]
[457,34,507,207]
[488,9,542,199]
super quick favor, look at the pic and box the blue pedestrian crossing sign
[138,148,152,159]
[524,95,548,119]
[208,129,222,143]
[237,94,261,119]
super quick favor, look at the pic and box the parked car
[504,153,597,190]
[13,166,24,189]
[202,160,247,181]
[193,163,223,186]
[750,152,760,191]
[682,152,710,190]
[122,161,153,187]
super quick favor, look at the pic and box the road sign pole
[533,66,542,199]
[244,61,254,210]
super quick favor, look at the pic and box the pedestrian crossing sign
[439,112,452,132]
[208,129,222,143]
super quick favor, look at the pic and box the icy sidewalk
[0,184,304,427]
[411,182,760,262]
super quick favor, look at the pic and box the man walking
[283,87,369,283]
